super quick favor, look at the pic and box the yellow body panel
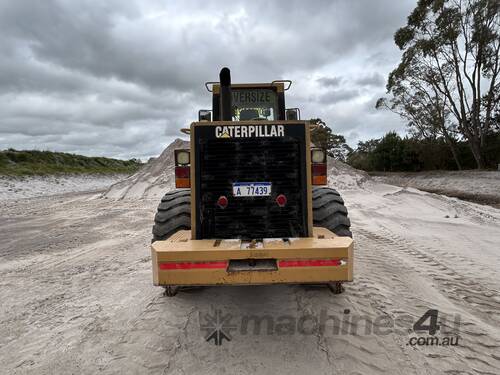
[151,227,353,286]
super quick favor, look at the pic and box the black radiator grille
[196,137,307,239]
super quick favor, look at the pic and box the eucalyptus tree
[379,0,499,168]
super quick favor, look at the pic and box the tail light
[217,195,228,209]
[311,148,327,185]
[175,149,190,188]
[275,194,287,207]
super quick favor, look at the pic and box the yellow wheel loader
[151,68,353,297]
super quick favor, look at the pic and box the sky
[0,0,417,160]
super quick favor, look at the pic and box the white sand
[373,170,500,204]
[0,174,128,201]
[1,141,500,374]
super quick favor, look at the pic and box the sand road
[1,182,500,374]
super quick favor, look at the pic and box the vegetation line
[0,149,143,176]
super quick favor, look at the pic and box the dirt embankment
[372,170,500,208]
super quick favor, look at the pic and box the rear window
[231,88,278,121]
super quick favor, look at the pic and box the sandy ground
[373,171,500,207]
[1,178,500,374]
[0,174,128,201]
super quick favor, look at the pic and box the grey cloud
[354,72,385,87]
[318,89,359,104]
[0,0,415,158]
[317,76,343,88]
[0,0,413,90]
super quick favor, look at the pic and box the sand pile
[103,139,368,199]
[103,138,188,199]
[327,156,370,190]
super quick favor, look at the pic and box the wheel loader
[151,68,353,296]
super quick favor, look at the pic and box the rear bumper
[151,227,353,286]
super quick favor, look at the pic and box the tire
[152,190,191,242]
[163,286,179,297]
[312,187,352,238]
[327,282,344,294]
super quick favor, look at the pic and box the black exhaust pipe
[219,67,232,121]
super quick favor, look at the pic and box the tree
[372,132,406,171]
[346,139,380,171]
[382,0,500,169]
[376,85,463,169]
[309,119,352,161]
[347,130,500,171]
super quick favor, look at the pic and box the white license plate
[233,182,271,197]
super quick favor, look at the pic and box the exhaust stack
[219,67,232,121]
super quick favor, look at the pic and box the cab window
[231,89,278,121]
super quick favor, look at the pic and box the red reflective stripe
[159,261,228,270]
[278,259,342,267]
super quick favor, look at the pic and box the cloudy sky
[0,0,416,160]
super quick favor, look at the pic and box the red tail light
[312,163,327,176]
[276,194,287,207]
[175,166,190,178]
[217,195,228,209]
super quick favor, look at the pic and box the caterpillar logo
[215,125,285,138]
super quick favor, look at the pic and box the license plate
[233,182,271,197]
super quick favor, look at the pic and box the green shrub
[348,131,500,171]
[0,149,143,176]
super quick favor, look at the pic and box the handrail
[271,80,292,90]
[204,81,218,92]
[205,80,292,91]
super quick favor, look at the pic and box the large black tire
[312,187,352,238]
[152,190,191,242]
